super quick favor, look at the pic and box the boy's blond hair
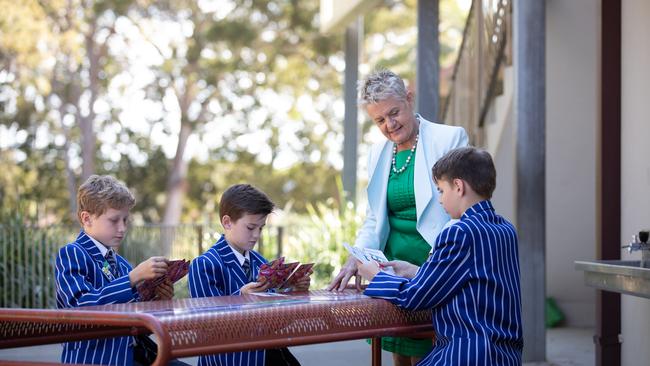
[77,175,135,223]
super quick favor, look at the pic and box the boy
[189,184,308,366]
[357,147,523,365]
[55,175,171,366]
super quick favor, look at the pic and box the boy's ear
[80,211,92,227]
[222,215,232,230]
[452,178,465,196]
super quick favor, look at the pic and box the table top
[0,290,433,364]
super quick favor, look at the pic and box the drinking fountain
[575,230,650,299]
[622,231,650,268]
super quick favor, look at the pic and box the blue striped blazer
[188,235,268,366]
[55,231,139,366]
[365,200,523,365]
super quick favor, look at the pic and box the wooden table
[0,290,433,366]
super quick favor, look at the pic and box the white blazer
[355,116,469,251]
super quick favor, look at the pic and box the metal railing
[440,0,512,144]
[1,197,362,309]
[0,223,285,309]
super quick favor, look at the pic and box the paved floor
[0,327,594,365]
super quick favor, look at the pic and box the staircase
[441,0,515,221]
[441,0,513,152]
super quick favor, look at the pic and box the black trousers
[265,347,301,366]
[133,335,191,366]
[134,335,298,366]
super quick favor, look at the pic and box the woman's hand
[326,256,361,292]
[241,280,272,294]
[357,260,381,282]
[383,260,419,279]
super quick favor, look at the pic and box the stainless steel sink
[575,260,650,299]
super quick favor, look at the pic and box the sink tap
[622,231,650,268]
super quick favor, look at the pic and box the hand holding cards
[256,257,314,292]
[138,259,189,301]
[343,243,395,275]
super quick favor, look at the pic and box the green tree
[129,0,340,225]
[0,0,149,222]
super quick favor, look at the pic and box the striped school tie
[105,249,119,277]
[242,258,252,282]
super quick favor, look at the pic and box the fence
[0,223,286,308]
[1,196,362,309]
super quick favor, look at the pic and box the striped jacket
[188,235,268,366]
[365,200,523,365]
[55,231,139,366]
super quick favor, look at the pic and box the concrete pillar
[620,2,650,366]
[343,17,362,203]
[514,0,546,361]
[416,0,439,122]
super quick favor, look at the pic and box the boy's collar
[85,233,110,257]
[221,235,250,266]
[75,231,107,264]
[461,200,494,219]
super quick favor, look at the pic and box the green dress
[377,148,433,357]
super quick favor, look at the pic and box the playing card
[167,259,190,282]
[280,263,314,289]
[137,258,189,301]
[343,243,389,264]
[256,257,308,289]
[343,243,394,275]
[257,257,285,283]
[266,261,299,289]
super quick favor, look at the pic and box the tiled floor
[0,327,595,365]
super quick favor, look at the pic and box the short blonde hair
[77,175,135,223]
[357,69,408,107]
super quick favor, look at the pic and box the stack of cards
[281,262,314,289]
[138,259,190,301]
[343,243,395,274]
[256,257,314,291]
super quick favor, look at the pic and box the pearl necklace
[391,132,419,174]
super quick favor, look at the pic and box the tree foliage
[1,0,467,225]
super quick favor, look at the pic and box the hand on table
[326,256,361,292]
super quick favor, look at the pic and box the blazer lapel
[367,141,392,247]
[415,118,458,247]
[215,236,248,284]
[249,252,267,282]
[76,231,114,281]
[413,118,434,222]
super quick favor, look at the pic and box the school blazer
[55,231,139,366]
[365,200,523,365]
[188,235,268,366]
[355,116,469,251]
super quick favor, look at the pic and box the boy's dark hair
[77,175,135,223]
[432,147,497,198]
[219,184,275,222]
